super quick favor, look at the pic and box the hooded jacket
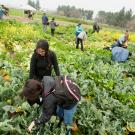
[29,50,60,81]
[34,76,81,125]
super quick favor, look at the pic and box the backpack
[42,76,81,102]
[63,76,81,102]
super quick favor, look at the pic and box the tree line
[28,0,40,10]
[96,7,134,28]
[26,2,135,30]
[57,5,93,20]
[57,6,135,30]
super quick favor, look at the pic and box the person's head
[43,13,46,16]
[125,30,128,36]
[1,5,4,8]
[22,79,43,105]
[52,17,55,21]
[124,30,129,40]
[36,40,49,56]
[77,22,81,26]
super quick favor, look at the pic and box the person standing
[92,22,100,33]
[75,23,83,51]
[75,23,87,51]
[29,39,60,81]
[77,31,87,51]
[42,13,48,32]
[50,17,58,36]
[0,5,5,19]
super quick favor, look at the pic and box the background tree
[28,0,36,9]
[57,5,93,20]
[35,0,40,10]
[28,0,40,10]
[96,7,133,28]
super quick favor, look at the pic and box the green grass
[9,9,24,16]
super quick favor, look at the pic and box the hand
[28,121,35,133]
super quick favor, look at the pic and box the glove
[28,121,35,133]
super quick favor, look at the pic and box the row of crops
[0,20,135,135]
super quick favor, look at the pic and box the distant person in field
[24,10,34,19]
[28,10,34,20]
[29,40,60,81]
[0,5,6,19]
[75,23,87,51]
[22,75,81,135]
[50,17,59,36]
[42,13,48,32]
[2,5,9,15]
[111,30,129,49]
[92,22,100,33]
[104,30,131,62]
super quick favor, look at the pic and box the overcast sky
[39,0,135,14]
[0,0,135,15]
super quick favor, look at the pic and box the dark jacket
[50,20,57,29]
[42,16,48,25]
[34,76,80,125]
[29,50,60,81]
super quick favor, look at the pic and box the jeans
[56,105,77,126]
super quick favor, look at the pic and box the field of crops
[0,19,135,135]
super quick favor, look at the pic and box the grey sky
[39,0,135,14]
[1,0,135,15]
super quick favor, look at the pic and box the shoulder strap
[64,76,80,101]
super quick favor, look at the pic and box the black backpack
[42,76,81,102]
[62,76,81,101]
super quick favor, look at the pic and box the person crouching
[22,75,81,135]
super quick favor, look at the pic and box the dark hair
[129,52,132,56]
[52,17,55,20]
[22,79,43,100]
[36,40,52,68]
[77,23,81,26]
[36,39,49,51]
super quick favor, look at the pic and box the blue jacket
[75,25,83,36]
[0,7,4,17]
[112,47,129,62]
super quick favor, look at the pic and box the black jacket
[34,76,80,125]
[29,50,60,81]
